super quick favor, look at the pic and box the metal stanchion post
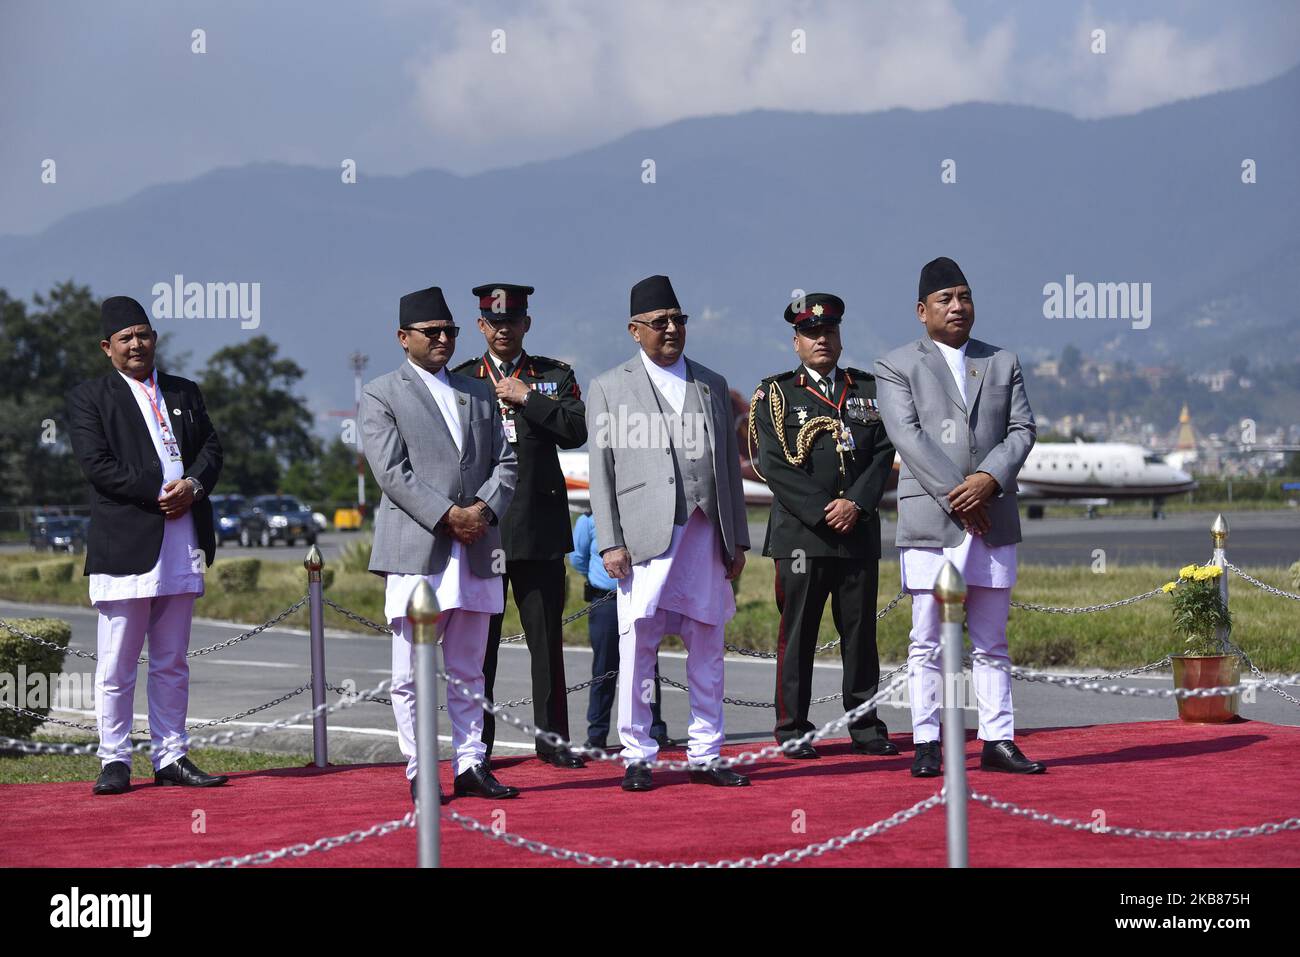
[935,560,968,869]
[408,580,442,868]
[1211,514,1229,649]
[304,544,328,768]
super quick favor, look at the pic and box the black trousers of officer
[773,556,889,745]
[482,559,569,758]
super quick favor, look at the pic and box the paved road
[6,596,1295,768]
[9,510,1295,568]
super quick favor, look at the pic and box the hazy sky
[2,0,1298,235]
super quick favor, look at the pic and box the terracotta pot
[1171,654,1240,723]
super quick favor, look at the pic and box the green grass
[0,737,311,784]
[1,552,1296,670]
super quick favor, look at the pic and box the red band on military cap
[791,304,843,323]
[479,293,529,311]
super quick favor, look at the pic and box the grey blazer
[586,352,750,567]
[362,361,517,577]
[874,336,1035,548]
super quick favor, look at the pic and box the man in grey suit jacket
[587,274,751,792]
[362,286,520,802]
[875,257,1046,778]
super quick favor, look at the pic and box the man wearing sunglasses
[587,274,751,792]
[451,283,588,770]
[362,286,520,802]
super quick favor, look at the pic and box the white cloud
[407,1,1019,147]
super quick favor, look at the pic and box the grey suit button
[461,464,468,471]
[665,448,670,454]
[668,477,674,484]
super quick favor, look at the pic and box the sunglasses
[408,324,459,340]
[632,313,689,332]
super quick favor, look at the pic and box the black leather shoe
[154,757,228,788]
[980,740,1046,774]
[538,747,586,769]
[688,766,751,787]
[911,741,942,778]
[783,742,820,759]
[453,762,520,799]
[653,734,675,752]
[92,761,131,796]
[852,738,900,756]
[621,762,653,792]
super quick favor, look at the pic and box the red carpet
[3,719,1297,868]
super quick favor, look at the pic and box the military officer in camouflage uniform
[452,283,588,769]
[750,293,898,760]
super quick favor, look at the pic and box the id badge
[503,417,518,444]
[839,423,856,451]
[164,440,182,462]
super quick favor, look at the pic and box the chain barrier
[1009,588,1164,615]
[0,675,396,757]
[3,679,313,734]
[1220,634,1300,708]
[445,791,944,867]
[0,597,308,663]
[969,652,1300,699]
[959,654,1173,683]
[971,791,1300,841]
[435,648,928,772]
[164,811,418,868]
[1225,561,1300,602]
[725,588,908,659]
[323,592,614,643]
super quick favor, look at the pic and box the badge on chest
[845,395,880,424]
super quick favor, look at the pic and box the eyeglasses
[481,314,525,327]
[632,313,689,332]
[409,324,459,340]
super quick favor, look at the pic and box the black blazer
[67,370,223,576]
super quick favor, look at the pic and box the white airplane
[559,439,1196,516]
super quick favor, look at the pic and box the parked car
[238,496,318,548]
[29,516,87,553]
[209,494,247,546]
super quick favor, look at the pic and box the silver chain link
[1009,587,1164,615]
[0,597,308,663]
[726,588,908,658]
[1225,560,1300,602]
[323,592,613,643]
[3,679,312,733]
[162,811,417,867]
[969,652,1300,699]
[971,790,1300,841]
[1219,634,1300,707]
[444,791,944,867]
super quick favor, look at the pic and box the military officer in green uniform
[750,293,898,760]
[452,283,588,769]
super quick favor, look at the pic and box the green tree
[280,436,378,507]
[199,336,320,495]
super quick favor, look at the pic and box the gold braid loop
[769,380,839,465]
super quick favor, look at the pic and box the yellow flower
[1192,567,1211,581]
[1205,566,1223,578]
[1161,582,1177,593]
[1178,564,1197,580]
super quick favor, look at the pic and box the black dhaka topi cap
[101,296,151,340]
[400,287,454,328]
[629,275,685,319]
[918,257,970,303]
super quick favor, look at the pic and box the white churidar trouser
[906,585,1014,744]
[94,593,197,771]
[389,609,491,778]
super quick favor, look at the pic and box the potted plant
[1162,564,1239,722]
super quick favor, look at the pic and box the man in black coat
[67,296,226,795]
[752,294,898,759]
[451,283,588,768]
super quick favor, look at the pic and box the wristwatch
[184,476,205,500]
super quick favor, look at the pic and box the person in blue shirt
[570,510,670,750]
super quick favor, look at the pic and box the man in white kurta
[615,349,736,769]
[386,358,504,783]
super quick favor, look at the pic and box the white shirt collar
[408,358,450,389]
[639,348,687,383]
[931,338,968,362]
[803,364,838,386]
[489,350,523,376]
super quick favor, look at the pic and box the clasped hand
[444,504,488,544]
[947,472,999,535]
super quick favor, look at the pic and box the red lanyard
[134,372,175,438]
[482,353,525,386]
[802,377,846,414]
